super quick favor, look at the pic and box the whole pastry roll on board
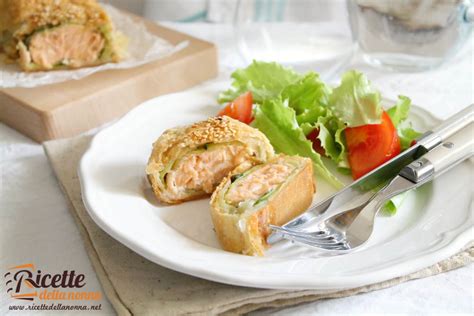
[0,0,127,71]
[146,116,275,204]
[210,155,315,256]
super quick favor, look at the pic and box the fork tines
[269,225,350,251]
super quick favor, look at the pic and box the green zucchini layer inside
[221,160,299,215]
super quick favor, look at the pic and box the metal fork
[269,176,420,252]
[270,123,474,253]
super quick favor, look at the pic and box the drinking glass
[234,0,356,78]
[347,0,474,71]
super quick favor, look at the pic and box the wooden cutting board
[0,16,218,143]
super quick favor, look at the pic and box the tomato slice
[345,112,401,180]
[217,92,253,124]
[306,128,326,156]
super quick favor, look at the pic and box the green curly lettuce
[387,95,422,150]
[218,60,302,104]
[329,70,383,127]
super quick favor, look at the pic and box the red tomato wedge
[306,128,326,156]
[345,112,401,180]
[218,92,253,124]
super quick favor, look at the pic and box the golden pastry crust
[0,0,126,71]
[146,116,275,205]
[0,0,109,36]
[210,155,315,256]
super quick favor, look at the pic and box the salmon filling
[167,145,249,195]
[226,162,293,205]
[24,24,105,69]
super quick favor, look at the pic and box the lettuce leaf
[399,127,422,150]
[281,73,331,112]
[218,61,302,104]
[280,73,332,126]
[301,116,347,165]
[383,192,409,216]
[295,106,328,125]
[329,70,382,127]
[279,72,349,166]
[387,96,422,150]
[253,98,343,188]
[386,95,411,127]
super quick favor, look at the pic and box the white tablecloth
[1,23,473,315]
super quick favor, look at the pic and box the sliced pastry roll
[0,0,127,71]
[146,116,274,204]
[210,155,315,256]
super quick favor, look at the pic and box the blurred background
[104,0,343,23]
[104,0,473,78]
[103,0,352,77]
[99,0,472,117]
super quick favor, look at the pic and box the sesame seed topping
[185,116,236,144]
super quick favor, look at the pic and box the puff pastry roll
[0,0,127,71]
[146,116,275,204]
[210,155,315,256]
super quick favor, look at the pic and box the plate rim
[78,83,473,290]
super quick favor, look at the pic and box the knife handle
[432,104,474,138]
[401,123,474,183]
[426,122,474,175]
[420,104,474,150]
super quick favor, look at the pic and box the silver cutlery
[270,123,473,252]
[268,104,474,253]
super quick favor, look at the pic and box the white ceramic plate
[79,82,473,290]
